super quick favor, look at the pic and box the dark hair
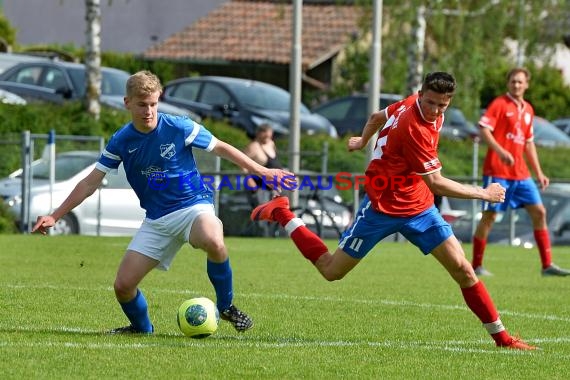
[421,72,456,96]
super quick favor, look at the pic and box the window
[42,68,67,90]
[200,83,230,105]
[8,67,42,85]
[172,82,200,101]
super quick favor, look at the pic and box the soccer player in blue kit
[33,70,294,334]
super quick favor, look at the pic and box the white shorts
[127,203,218,271]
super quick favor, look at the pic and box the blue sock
[119,289,153,333]
[207,259,234,311]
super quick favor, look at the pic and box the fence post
[321,141,328,174]
[20,131,31,233]
[471,137,479,236]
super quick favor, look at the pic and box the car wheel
[52,213,79,235]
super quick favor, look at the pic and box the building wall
[2,0,228,53]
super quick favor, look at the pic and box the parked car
[440,107,479,140]
[532,116,570,147]
[0,151,145,236]
[160,76,338,138]
[311,93,403,136]
[443,188,570,248]
[0,151,350,237]
[0,61,199,119]
[0,52,50,74]
[311,93,477,140]
[552,118,570,135]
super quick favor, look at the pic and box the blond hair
[126,70,163,98]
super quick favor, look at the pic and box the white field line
[2,325,567,355]
[4,283,570,323]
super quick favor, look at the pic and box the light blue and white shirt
[96,113,217,219]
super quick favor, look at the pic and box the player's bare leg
[314,248,361,281]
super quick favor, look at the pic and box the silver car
[0,151,144,236]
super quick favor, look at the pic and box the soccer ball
[177,297,219,338]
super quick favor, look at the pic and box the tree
[330,0,570,120]
[85,0,102,120]
[0,11,17,51]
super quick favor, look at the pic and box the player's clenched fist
[485,182,506,203]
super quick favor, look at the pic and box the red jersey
[365,95,443,216]
[480,93,534,179]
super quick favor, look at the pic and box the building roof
[143,0,362,69]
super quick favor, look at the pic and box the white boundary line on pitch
[2,325,569,356]
[4,283,570,323]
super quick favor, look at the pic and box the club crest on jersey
[524,112,531,126]
[160,143,176,159]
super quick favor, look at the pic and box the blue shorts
[481,176,542,212]
[338,195,453,259]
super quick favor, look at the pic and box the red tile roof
[143,0,362,69]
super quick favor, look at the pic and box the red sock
[461,281,511,346]
[273,207,295,227]
[471,236,486,268]
[533,229,552,269]
[290,227,329,264]
[273,208,328,263]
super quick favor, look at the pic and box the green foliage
[0,12,17,47]
[1,235,570,378]
[480,60,570,119]
[0,201,17,233]
[331,0,570,122]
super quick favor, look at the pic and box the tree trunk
[85,0,101,120]
[406,5,425,95]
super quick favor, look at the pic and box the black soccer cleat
[107,324,154,335]
[220,304,254,332]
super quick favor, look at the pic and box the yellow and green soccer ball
[177,297,219,338]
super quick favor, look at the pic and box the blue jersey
[96,113,218,219]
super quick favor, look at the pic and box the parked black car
[160,76,338,138]
[310,93,403,136]
[0,60,197,118]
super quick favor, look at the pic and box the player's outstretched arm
[422,171,505,203]
[32,168,106,235]
[211,140,296,190]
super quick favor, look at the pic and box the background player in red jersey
[252,72,536,350]
[471,67,570,277]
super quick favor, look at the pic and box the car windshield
[24,154,98,181]
[68,68,129,97]
[225,81,309,113]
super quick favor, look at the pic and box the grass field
[1,235,570,379]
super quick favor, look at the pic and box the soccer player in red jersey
[252,72,536,350]
[471,67,570,277]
